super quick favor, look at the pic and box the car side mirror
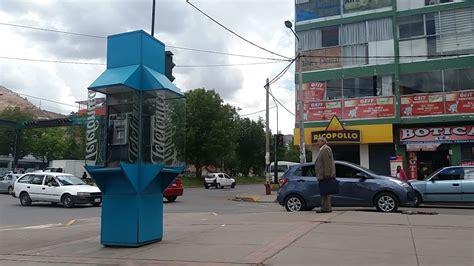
[355,172,369,180]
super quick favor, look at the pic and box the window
[464,169,474,180]
[56,175,85,186]
[321,26,339,47]
[341,22,367,45]
[399,15,425,39]
[436,8,474,55]
[18,175,34,184]
[326,80,343,99]
[301,165,315,177]
[434,168,463,181]
[335,164,360,178]
[426,0,454,5]
[343,76,375,98]
[368,18,393,42]
[444,68,474,92]
[300,29,322,51]
[44,176,59,186]
[343,44,368,66]
[31,175,45,185]
[399,71,443,95]
[293,167,302,177]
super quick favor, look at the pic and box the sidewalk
[1,210,473,265]
[232,192,277,203]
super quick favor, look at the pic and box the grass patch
[180,175,266,187]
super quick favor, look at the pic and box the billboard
[343,0,392,14]
[343,96,395,119]
[296,0,341,22]
[400,125,474,144]
[445,90,474,114]
[299,47,342,72]
[304,100,343,122]
[401,93,444,117]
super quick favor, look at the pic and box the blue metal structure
[85,30,184,247]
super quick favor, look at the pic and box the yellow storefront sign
[294,116,393,145]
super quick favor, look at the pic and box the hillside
[0,86,64,120]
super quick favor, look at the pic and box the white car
[12,172,101,208]
[204,173,236,189]
[0,173,23,195]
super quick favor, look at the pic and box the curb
[232,196,259,202]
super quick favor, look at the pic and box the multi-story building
[293,0,474,178]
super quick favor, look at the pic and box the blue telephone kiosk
[84,30,185,247]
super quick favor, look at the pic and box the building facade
[293,0,474,178]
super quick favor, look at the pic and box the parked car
[409,166,474,206]
[163,178,184,202]
[204,173,236,189]
[0,173,23,195]
[12,172,101,208]
[277,161,417,212]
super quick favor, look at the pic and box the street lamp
[285,20,306,164]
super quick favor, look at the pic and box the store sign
[445,90,474,114]
[304,100,343,122]
[406,143,440,152]
[301,82,326,102]
[400,125,474,144]
[311,115,360,143]
[401,93,444,117]
[299,47,342,71]
[343,96,395,119]
[296,0,341,22]
[343,0,391,13]
[408,152,418,180]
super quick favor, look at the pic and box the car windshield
[424,168,443,181]
[56,175,86,186]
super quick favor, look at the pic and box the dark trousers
[321,194,332,212]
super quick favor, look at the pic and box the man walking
[314,137,336,213]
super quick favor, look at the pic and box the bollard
[265,182,271,195]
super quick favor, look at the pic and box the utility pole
[273,101,279,184]
[151,0,156,36]
[265,78,270,185]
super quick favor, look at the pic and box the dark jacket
[315,144,336,180]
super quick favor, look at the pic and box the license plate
[94,198,101,203]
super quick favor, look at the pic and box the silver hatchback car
[0,173,23,195]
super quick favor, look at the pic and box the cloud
[0,0,296,134]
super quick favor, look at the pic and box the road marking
[0,223,62,232]
[65,219,76,226]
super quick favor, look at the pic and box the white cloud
[0,0,297,134]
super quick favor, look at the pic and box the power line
[240,106,276,117]
[0,56,289,68]
[168,45,285,61]
[14,92,79,108]
[0,56,106,65]
[1,22,289,62]
[0,22,106,39]
[185,0,291,60]
[176,60,289,68]
[263,60,296,117]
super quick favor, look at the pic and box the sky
[0,0,297,135]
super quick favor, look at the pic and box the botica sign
[311,116,361,144]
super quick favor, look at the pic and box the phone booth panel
[84,30,185,247]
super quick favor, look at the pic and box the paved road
[1,183,473,228]
[0,184,281,228]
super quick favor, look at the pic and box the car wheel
[217,183,222,189]
[413,192,422,207]
[8,186,13,195]
[204,184,209,189]
[231,182,235,188]
[166,196,177,202]
[20,192,32,206]
[284,194,305,212]
[375,192,399,212]
[61,194,74,208]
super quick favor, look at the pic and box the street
[1,183,473,229]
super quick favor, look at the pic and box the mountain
[0,86,65,119]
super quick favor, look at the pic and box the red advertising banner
[408,152,418,180]
[445,90,474,115]
[303,100,342,122]
[302,82,326,102]
[400,125,474,144]
[342,96,395,119]
[401,93,444,117]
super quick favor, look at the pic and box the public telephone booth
[84,30,185,247]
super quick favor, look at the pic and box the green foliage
[236,118,265,175]
[0,107,34,157]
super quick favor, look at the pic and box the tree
[236,118,265,175]
[184,89,238,178]
[0,107,34,158]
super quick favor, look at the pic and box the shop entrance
[416,145,450,180]
[332,145,360,165]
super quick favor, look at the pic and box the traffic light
[165,51,175,82]
[276,134,284,146]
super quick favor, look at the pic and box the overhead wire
[14,92,79,108]
[185,0,292,60]
[264,59,296,116]
[240,106,276,117]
